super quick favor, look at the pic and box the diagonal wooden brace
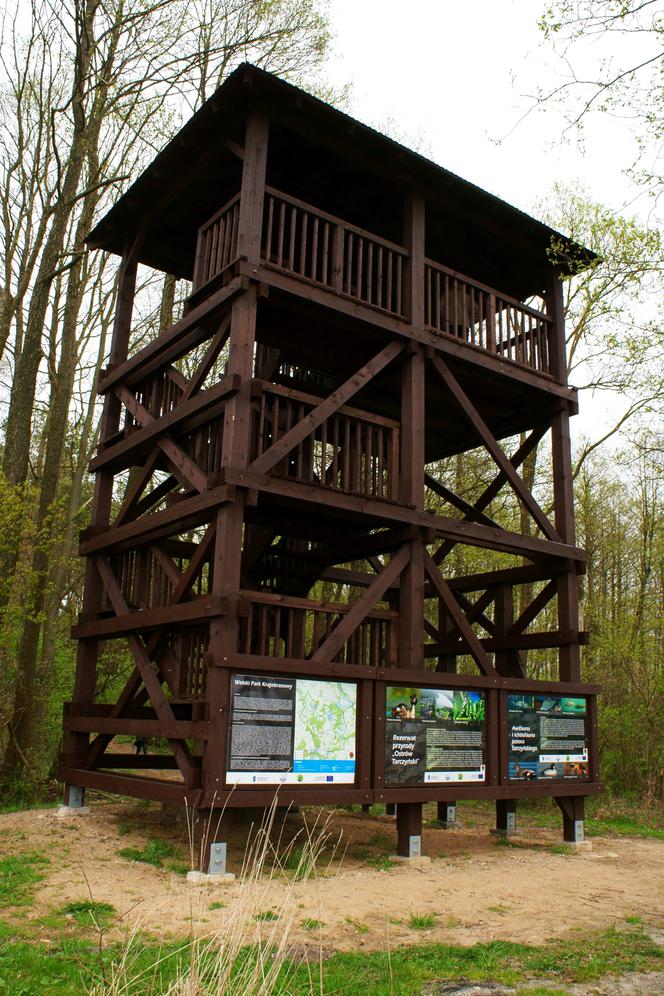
[311,544,411,663]
[429,354,561,542]
[423,551,498,678]
[249,340,404,476]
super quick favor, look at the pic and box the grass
[0,852,49,909]
[409,913,438,930]
[0,925,660,995]
[59,900,116,928]
[549,843,573,855]
[116,837,188,874]
[301,918,324,931]
[253,910,279,922]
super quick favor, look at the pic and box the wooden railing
[125,367,185,431]
[424,260,553,375]
[191,187,558,377]
[251,381,400,501]
[238,590,398,667]
[261,187,408,317]
[108,543,210,613]
[192,193,240,291]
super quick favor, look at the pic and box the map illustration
[293,680,357,774]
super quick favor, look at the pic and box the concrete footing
[389,854,432,865]
[56,805,90,817]
[186,870,236,884]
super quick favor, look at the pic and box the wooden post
[64,236,143,803]
[556,796,585,844]
[494,798,517,837]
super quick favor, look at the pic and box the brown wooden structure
[60,64,599,860]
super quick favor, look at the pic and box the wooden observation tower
[60,64,599,864]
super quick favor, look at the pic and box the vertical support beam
[397,801,423,858]
[493,799,517,837]
[494,584,524,678]
[437,802,457,827]
[65,237,143,800]
[551,407,581,683]
[237,109,270,267]
[403,191,425,328]
[544,265,567,386]
[436,596,457,673]
[202,107,268,822]
[556,796,585,844]
[395,273,426,854]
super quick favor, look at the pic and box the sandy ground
[2,798,663,960]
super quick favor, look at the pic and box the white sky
[325,0,644,218]
[323,0,655,445]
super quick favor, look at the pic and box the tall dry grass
[92,797,341,995]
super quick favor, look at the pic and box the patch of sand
[2,800,663,954]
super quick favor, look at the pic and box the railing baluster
[311,216,319,282]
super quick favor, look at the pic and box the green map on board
[293,680,356,762]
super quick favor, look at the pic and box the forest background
[0,0,661,804]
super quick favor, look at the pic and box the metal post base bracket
[186,841,236,883]
[391,835,431,864]
[57,785,90,817]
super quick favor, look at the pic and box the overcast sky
[322,0,655,444]
[324,0,645,221]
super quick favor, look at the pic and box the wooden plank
[425,629,589,655]
[424,473,499,528]
[72,595,227,640]
[429,354,561,542]
[98,278,243,394]
[249,341,404,476]
[311,545,410,663]
[433,423,549,566]
[423,551,498,677]
[80,483,234,555]
[509,579,557,634]
[113,386,209,493]
[226,469,586,563]
[57,766,195,806]
[64,717,208,738]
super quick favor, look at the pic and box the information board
[508,694,589,782]
[226,674,357,785]
[385,686,485,785]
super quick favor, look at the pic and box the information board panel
[226,674,357,785]
[508,694,589,782]
[385,686,486,785]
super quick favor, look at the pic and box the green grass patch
[59,900,116,928]
[116,838,180,869]
[0,925,660,994]
[208,901,225,911]
[586,815,664,840]
[0,852,49,909]
[253,910,279,922]
[301,918,324,931]
[549,843,573,855]
[409,913,437,931]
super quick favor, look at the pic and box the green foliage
[409,913,437,930]
[116,837,186,873]
[59,900,116,928]
[301,918,324,931]
[0,852,49,908]
[253,910,279,922]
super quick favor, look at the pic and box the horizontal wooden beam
[226,470,586,563]
[246,261,579,406]
[91,374,240,474]
[98,277,243,393]
[79,483,234,555]
[424,629,589,656]
[57,766,196,806]
[63,717,208,738]
[72,595,228,640]
[61,752,184,770]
